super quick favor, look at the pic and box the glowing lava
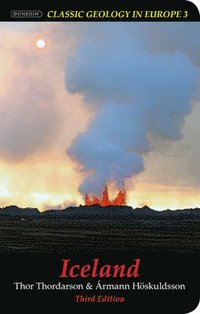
[85,185,126,206]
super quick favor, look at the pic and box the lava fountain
[84,185,126,206]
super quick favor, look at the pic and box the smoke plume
[65,24,200,195]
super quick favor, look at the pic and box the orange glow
[85,185,126,206]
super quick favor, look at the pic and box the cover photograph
[0,1,199,312]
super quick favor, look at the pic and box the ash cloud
[65,24,200,195]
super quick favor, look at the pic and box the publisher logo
[11,10,43,19]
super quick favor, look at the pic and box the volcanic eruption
[65,24,200,207]
[84,185,126,206]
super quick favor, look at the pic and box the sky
[0,22,199,211]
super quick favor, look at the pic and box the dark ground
[0,214,199,253]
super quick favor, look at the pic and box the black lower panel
[1,251,199,313]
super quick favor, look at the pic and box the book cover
[0,1,199,312]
